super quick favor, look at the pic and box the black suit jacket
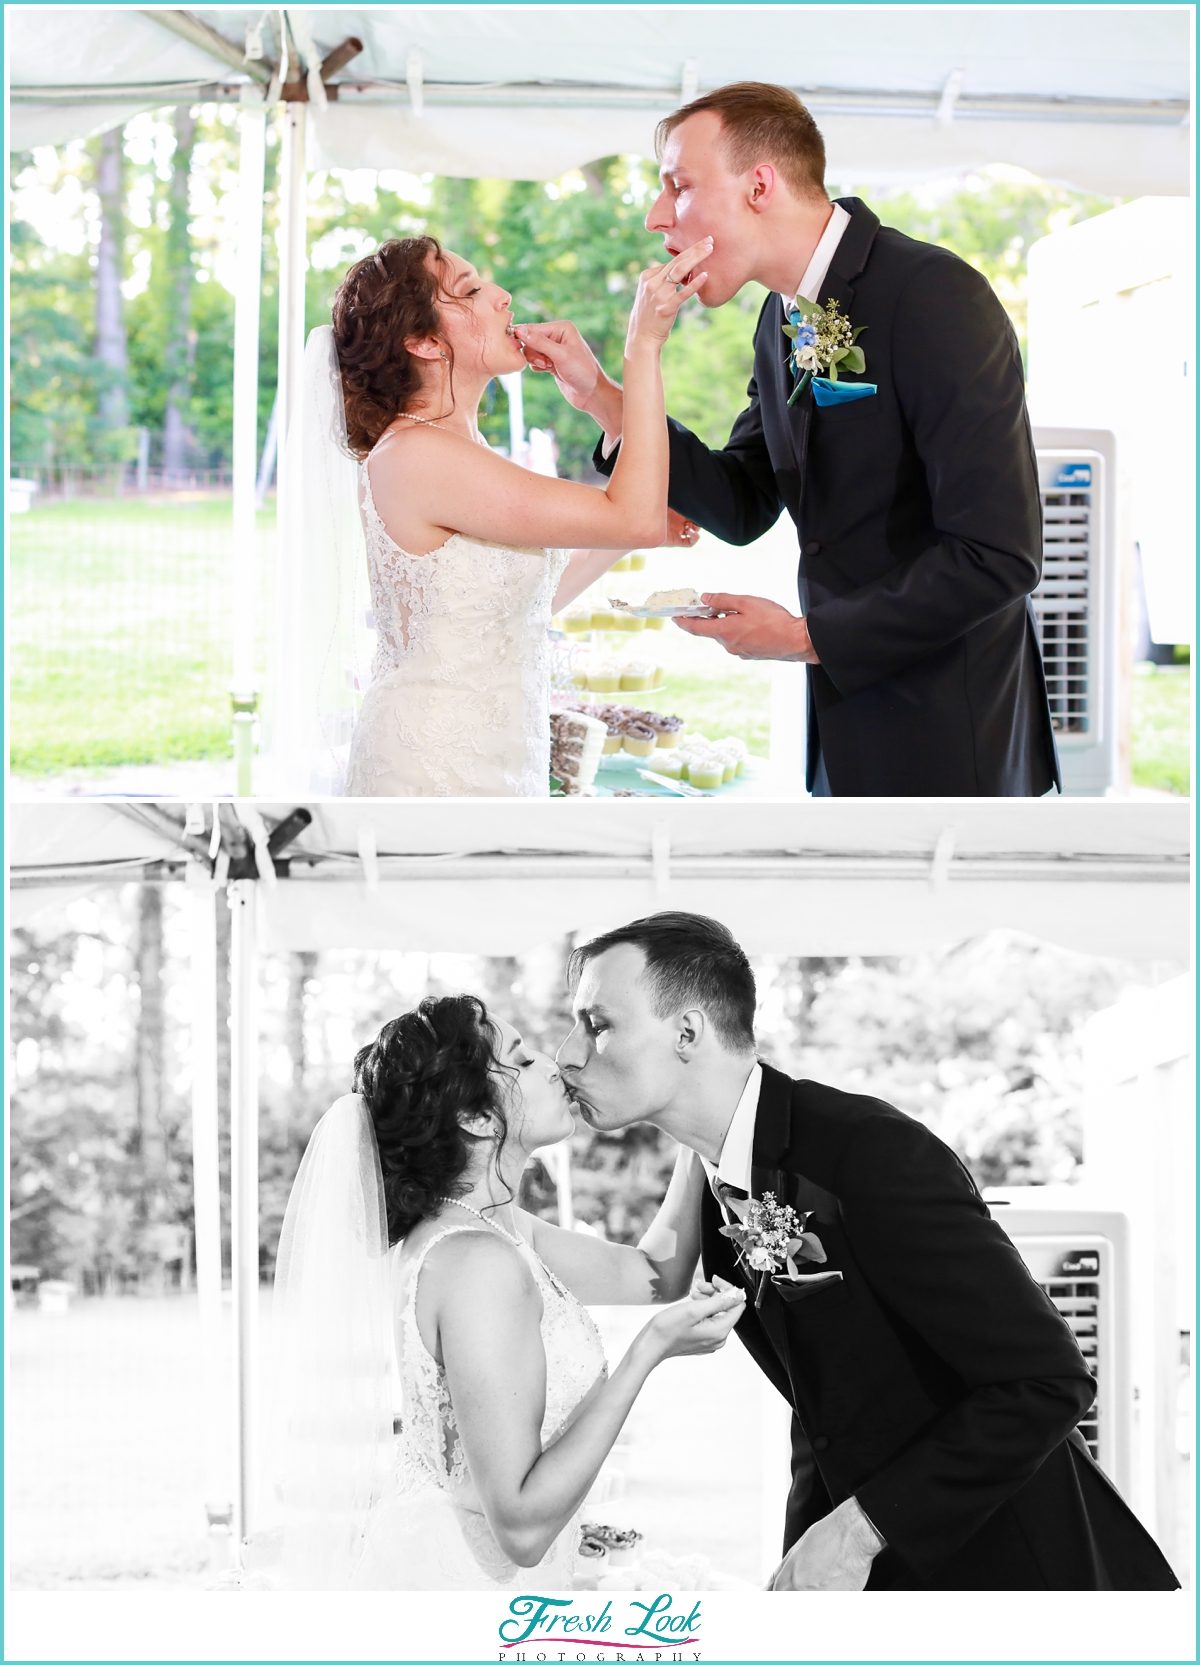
[598,199,1061,796]
[700,1064,1178,1589]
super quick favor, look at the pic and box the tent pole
[229,878,260,1550]
[188,879,233,1566]
[231,94,266,795]
[276,103,309,501]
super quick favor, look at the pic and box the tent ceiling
[9,801,1190,964]
[9,6,1192,194]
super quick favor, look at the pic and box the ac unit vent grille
[1040,1274,1101,1462]
[1034,489,1092,735]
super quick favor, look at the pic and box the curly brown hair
[331,236,460,458]
[353,994,516,1243]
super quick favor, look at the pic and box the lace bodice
[343,457,570,797]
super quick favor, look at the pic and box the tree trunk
[94,126,128,431]
[162,105,197,476]
[285,950,318,1103]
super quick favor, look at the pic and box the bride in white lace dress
[272,994,744,1589]
[329,234,711,796]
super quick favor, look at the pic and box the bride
[271,993,745,1589]
[310,234,711,797]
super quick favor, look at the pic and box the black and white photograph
[4,5,1194,1664]
[6,801,1193,1656]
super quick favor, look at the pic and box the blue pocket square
[812,379,877,407]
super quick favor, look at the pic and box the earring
[439,351,449,362]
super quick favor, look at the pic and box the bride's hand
[638,1282,745,1364]
[624,238,713,356]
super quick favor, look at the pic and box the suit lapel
[775,199,878,486]
[805,197,882,449]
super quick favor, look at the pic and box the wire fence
[9,491,275,777]
[11,463,235,499]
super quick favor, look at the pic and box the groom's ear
[746,163,779,214]
[676,1007,707,1057]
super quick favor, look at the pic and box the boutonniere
[783,296,873,408]
[719,1190,841,1308]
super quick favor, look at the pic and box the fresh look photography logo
[498,1594,703,1660]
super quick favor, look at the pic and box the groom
[519,82,1060,797]
[556,911,1179,1590]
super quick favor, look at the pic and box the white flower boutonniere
[719,1189,841,1308]
[783,296,868,407]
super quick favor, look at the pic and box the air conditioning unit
[1031,428,1118,795]
[986,1192,1132,1498]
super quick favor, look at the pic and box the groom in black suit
[521,83,1060,796]
[558,912,1178,1590]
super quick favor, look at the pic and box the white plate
[607,603,716,619]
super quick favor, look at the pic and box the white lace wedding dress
[343,456,570,798]
[350,1221,608,1589]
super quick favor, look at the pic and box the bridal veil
[271,1094,395,1588]
[262,326,373,795]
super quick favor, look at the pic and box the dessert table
[591,754,781,798]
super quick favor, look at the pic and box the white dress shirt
[778,199,851,314]
[700,1061,762,1204]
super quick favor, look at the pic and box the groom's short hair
[569,912,756,1052]
[657,82,828,202]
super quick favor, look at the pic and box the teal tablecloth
[592,754,774,797]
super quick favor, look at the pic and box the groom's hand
[768,1497,883,1591]
[512,321,624,442]
[676,593,820,664]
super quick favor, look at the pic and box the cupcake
[650,750,685,779]
[629,552,647,571]
[613,612,646,633]
[620,660,655,692]
[562,607,593,634]
[621,720,659,759]
[602,716,624,755]
[644,615,666,631]
[587,659,621,693]
[651,664,667,687]
[590,608,617,631]
[647,713,685,748]
[610,554,632,572]
[688,759,724,790]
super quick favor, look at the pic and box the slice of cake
[644,586,701,609]
[550,709,608,794]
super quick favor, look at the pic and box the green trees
[10,123,1113,476]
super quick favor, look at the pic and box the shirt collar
[778,200,851,312]
[700,1061,762,1196]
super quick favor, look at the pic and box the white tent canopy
[11,799,1191,963]
[9,6,1193,195]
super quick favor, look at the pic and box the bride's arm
[525,1144,706,1305]
[552,546,629,611]
[370,239,711,553]
[552,512,702,611]
[429,1230,743,1567]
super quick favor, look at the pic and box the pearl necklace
[394,410,445,428]
[436,1195,524,1249]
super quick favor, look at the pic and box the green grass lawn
[1130,664,1191,796]
[9,494,275,775]
[9,497,1189,793]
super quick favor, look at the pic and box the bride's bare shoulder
[367,422,502,479]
